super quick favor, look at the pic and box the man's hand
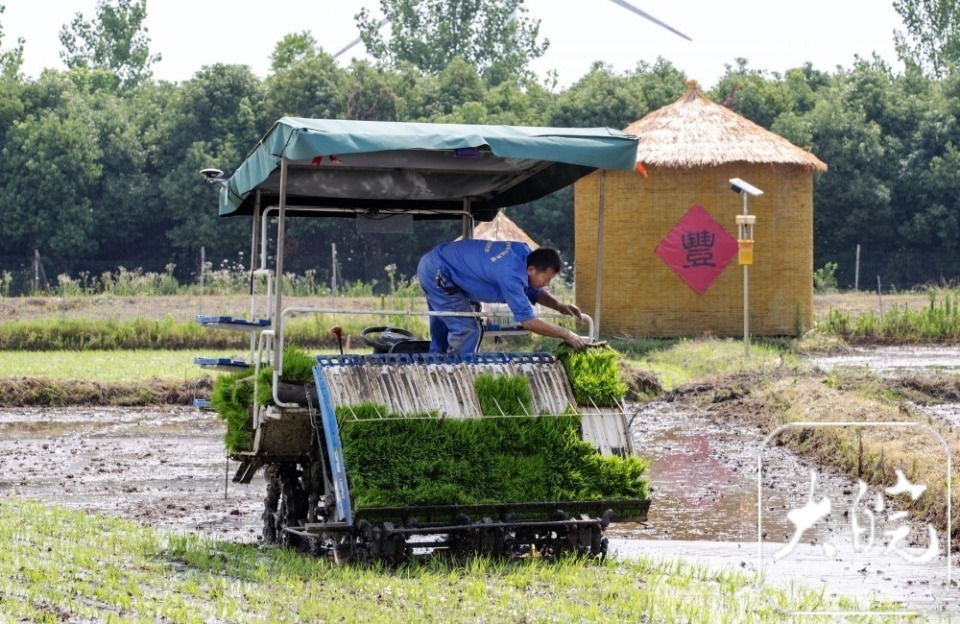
[560,303,583,320]
[563,330,587,350]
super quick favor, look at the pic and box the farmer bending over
[417,239,587,354]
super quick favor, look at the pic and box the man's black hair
[527,247,562,273]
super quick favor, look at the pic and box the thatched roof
[626,80,827,171]
[458,211,539,248]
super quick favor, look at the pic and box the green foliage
[813,262,839,293]
[2,11,960,290]
[894,0,960,78]
[0,4,24,79]
[269,31,318,72]
[277,346,316,383]
[339,404,647,507]
[0,349,211,382]
[58,0,160,90]
[0,311,429,351]
[0,101,103,269]
[548,62,648,129]
[474,373,532,416]
[356,0,547,81]
[264,52,344,120]
[554,344,627,407]
[622,337,792,390]
[710,58,798,129]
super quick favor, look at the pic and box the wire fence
[1,253,955,329]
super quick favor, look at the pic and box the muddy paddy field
[2,345,959,616]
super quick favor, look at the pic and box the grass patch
[818,288,960,343]
[621,337,800,391]
[0,499,895,622]
[0,349,220,381]
[339,402,648,507]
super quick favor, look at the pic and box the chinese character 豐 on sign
[681,230,717,268]
[655,205,737,295]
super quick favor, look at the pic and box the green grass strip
[0,349,215,382]
[0,314,429,351]
[0,317,244,351]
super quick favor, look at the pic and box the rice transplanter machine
[198,118,650,560]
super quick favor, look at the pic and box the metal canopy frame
[214,119,640,408]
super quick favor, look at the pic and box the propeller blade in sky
[606,0,692,41]
[333,16,392,59]
[333,1,690,61]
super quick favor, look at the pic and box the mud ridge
[0,376,213,407]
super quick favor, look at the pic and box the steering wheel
[360,326,418,352]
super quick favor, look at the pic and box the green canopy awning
[218,118,639,219]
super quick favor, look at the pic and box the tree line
[0,0,958,293]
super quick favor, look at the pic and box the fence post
[877,275,883,320]
[854,244,860,291]
[33,250,40,293]
[199,246,205,315]
[60,275,66,321]
[331,243,337,305]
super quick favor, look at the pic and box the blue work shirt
[435,240,542,322]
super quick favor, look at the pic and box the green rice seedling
[279,345,319,381]
[253,346,317,406]
[554,344,627,407]
[0,497,899,622]
[473,373,532,415]
[209,366,257,454]
[338,404,648,507]
[212,346,316,453]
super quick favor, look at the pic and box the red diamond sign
[655,204,738,295]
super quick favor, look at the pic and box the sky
[4,1,905,89]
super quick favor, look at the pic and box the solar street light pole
[730,178,761,358]
[741,193,750,358]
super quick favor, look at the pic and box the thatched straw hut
[574,79,827,337]
[459,211,539,248]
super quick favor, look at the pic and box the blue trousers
[417,249,482,354]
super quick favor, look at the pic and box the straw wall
[574,163,814,337]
